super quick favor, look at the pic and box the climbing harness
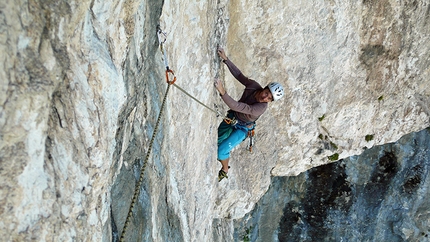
[224,111,256,153]
[120,26,257,239]
[221,111,257,153]
[120,26,231,241]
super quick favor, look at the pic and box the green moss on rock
[328,153,339,161]
[365,134,374,142]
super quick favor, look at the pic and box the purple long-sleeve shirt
[221,59,267,123]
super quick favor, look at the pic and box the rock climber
[214,47,284,182]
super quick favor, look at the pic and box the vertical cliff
[1,0,165,240]
[0,0,429,241]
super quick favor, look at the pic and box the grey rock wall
[1,0,429,241]
[1,0,165,240]
[233,127,430,242]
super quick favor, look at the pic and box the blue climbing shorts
[217,113,255,160]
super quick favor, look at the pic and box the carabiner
[157,26,167,45]
[166,69,176,85]
[224,117,237,125]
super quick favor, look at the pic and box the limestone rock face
[1,0,163,240]
[221,0,430,176]
[0,0,429,241]
[233,127,430,242]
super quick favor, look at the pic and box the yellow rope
[120,83,172,241]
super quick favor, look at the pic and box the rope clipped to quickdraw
[158,26,176,85]
[119,26,175,242]
[157,27,254,152]
[157,27,227,118]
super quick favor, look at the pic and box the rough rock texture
[222,0,430,176]
[1,0,164,240]
[233,127,430,242]
[0,0,429,241]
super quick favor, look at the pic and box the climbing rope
[171,83,223,117]
[156,26,248,146]
[120,26,246,240]
[119,27,175,242]
[119,84,171,242]
[157,26,226,118]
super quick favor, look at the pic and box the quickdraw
[122,24,260,241]
[157,26,230,119]
[158,26,177,85]
[223,116,237,125]
[247,129,255,152]
[120,26,176,242]
[157,26,169,69]
[224,114,256,152]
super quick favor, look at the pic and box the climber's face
[257,88,273,103]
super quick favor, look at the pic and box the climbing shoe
[218,169,228,182]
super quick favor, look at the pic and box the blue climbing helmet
[267,82,284,101]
